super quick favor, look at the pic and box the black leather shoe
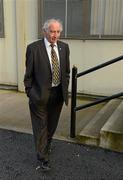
[41,160,51,171]
[36,160,51,171]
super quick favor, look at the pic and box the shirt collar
[44,37,57,48]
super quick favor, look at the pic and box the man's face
[44,22,61,44]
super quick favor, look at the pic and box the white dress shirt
[44,37,60,87]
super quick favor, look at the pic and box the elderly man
[24,19,70,171]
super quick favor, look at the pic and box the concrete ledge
[100,131,123,153]
[76,134,100,146]
[100,101,123,152]
[78,99,121,146]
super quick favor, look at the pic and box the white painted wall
[67,40,123,96]
[16,0,38,91]
[0,0,123,96]
[0,0,17,86]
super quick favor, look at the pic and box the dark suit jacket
[24,39,70,105]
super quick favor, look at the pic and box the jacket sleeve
[24,45,34,97]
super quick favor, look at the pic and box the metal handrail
[70,55,123,138]
[75,92,123,111]
[77,55,123,78]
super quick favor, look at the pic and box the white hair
[42,18,63,32]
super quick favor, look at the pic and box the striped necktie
[50,44,60,85]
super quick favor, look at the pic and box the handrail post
[70,65,77,138]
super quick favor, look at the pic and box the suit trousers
[29,84,63,160]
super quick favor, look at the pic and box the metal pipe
[75,92,123,111]
[70,55,123,138]
[77,55,123,78]
[70,66,77,138]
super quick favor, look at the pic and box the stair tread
[76,103,104,134]
[101,100,123,134]
[79,99,121,138]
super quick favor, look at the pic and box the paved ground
[0,90,104,140]
[0,128,123,180]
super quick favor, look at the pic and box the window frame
[0,0,4,38]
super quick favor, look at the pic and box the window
[0,0,4,38]
[38,0,123,39]
[90,0,123,39]
[38,0,90,39]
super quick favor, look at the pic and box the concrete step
[100,100,123,153]
[76,101,105,134]
[56,98,104,140]
[77,99,121,146]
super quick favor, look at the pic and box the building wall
[0,0,17,86]
[0,0,123,96]
[15,0,38,91]
[67,40,123,96]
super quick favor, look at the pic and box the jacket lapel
[57,42,64,73]
[40,39,52,72]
